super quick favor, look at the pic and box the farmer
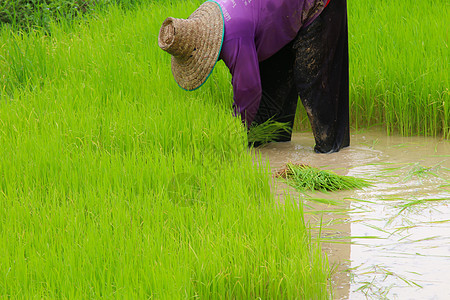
[158,0,349,153]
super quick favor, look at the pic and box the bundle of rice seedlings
[276,163,370,192]
[247,119,291,147]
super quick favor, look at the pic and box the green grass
[0,2,331,298]
[276,164,370,192]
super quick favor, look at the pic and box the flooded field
[259,130,450,300]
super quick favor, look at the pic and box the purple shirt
[214,0,327,125]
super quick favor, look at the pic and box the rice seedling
[247,119,292,147]
[395,198,449,214]
[373,162,450,183]
[351,264,423,299]
[303,197,345,206]
[276,163,371,192]
[403,162,443,181]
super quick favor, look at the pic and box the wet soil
[258,129,450,300]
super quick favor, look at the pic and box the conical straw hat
[158,1,224,91]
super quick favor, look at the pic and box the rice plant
[247,119,292,147]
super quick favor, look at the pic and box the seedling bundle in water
[276,163,370,192]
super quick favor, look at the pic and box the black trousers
[253,0,350,153]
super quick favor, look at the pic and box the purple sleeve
[222,38,261,127]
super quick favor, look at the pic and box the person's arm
[221,38,261,127]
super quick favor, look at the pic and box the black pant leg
[293,0,350,153]
[253,41,298,142]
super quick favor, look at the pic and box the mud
[258,129,450,299]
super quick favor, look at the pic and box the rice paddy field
[0,0,448,298]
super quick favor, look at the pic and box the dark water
[259,130,450,300]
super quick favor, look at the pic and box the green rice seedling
[352,264,423,299]
[396,198,449,213]
[276,163,371,192]
[247,118,292,147]
[303,197,345,206]
[403,162,445,181]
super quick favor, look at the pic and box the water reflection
[259,130,450,300]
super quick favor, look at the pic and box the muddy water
[258,130,450,300]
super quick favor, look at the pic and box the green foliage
[0,0,182,30]
[0,0,96,30]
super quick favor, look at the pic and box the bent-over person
[158,0,349,153]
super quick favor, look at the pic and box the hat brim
[171,1,224,91]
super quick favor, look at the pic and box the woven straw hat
[158,1,224,91]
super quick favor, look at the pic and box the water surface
[259,130,450,300]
